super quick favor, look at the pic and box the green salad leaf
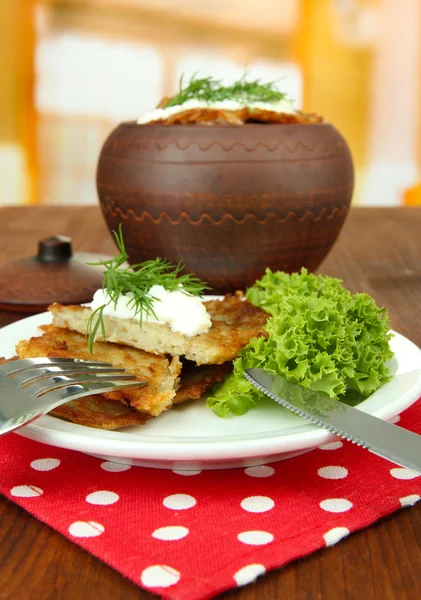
[207,268,393,417]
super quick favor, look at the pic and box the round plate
[2,312,421,470]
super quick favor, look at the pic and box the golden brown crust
[49,294,268,365]
[198,293,269,364]
[148,106,323,126]
[16,326,181,417]
[0,355,149,430]
[51,396,150,429]
[0,353,231,429]
[173,362,232,405]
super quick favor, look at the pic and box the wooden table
[1,206,421,599]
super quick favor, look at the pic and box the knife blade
[245,368,421,473]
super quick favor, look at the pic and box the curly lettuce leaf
[207,268,393,417]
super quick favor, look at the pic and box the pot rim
[117,120,331,130]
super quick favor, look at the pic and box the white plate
[2,312,421,470]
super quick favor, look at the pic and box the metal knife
[245,368,421,472]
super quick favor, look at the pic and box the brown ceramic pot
[97,122,354,293]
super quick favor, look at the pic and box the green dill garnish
[165,74,291,108]
[86,224,209,353]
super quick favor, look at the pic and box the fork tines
[0,357,144,398]
[2,357,124,378]
[30,372,141,398]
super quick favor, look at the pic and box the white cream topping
[137,98,296,124]
[91,285,211,337]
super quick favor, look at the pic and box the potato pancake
[51,396,150,429]
[16,325,181,417]
[173,362,232,405]
[146,106,322,126]
[1,353,230,430]
[49,293,268,365]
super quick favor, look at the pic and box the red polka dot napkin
[1,401,421,600]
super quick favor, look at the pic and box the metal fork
[0,357,146,435]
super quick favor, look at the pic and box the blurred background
[2,0,421,207]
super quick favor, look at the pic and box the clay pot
[97,122,354,293]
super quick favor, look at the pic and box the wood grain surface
[0,205,420,600]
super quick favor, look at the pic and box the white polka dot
[152,526,189,541]
[244,465,275,478]
[238,531,274,546]
[68,521,104,538]
[400,494,421,507]
[163,494,196,510]
[141,565,180,588]
[320,498,353,513]
[319,441,343,450]
[234,564,266,586]
[240,496,275,513]
[323,527,350,546]
[389,414,401,424]
[100,461,131,472]
[10,485,43,498]
[390,468,420,480]
[30,458,60,471]
[172,469,201,476]
[318,466,348,480]
[86,490,119,505]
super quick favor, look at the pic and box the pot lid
[0,236,104,313]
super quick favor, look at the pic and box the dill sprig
[86,224,209,353]
[165,74,291,108]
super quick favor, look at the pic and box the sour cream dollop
[90,285,211,337]
[137,98,296,124]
